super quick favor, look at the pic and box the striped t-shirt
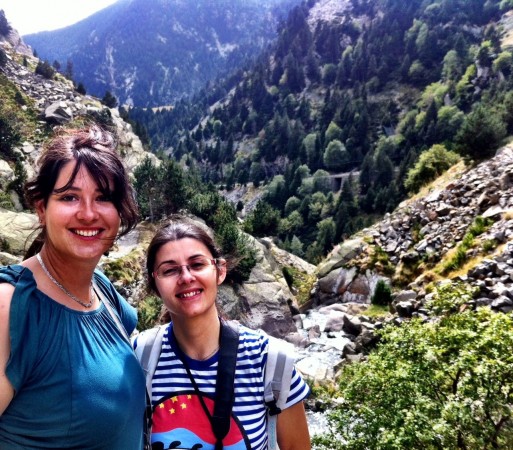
[146,322,309,450]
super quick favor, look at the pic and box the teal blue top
[0,265,146,449]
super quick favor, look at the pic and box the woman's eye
[59,194,78,202]
[97,194,113,202]
[162,267,180,276]
[190,262,207,270]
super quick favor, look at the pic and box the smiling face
[153,237,227,321]
[36,160,121,264]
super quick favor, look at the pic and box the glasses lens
[156,257,214,279]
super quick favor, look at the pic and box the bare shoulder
[0,282,14,310]
[0,281,14,331]
[0,282,14,414]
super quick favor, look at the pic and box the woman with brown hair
[137,216,310,450]
[0,125,146,449]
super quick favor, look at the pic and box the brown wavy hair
[24,125,139,258]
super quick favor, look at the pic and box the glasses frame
[152,257,221,280]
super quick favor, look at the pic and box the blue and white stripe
[150,323,310,450]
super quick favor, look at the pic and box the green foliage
[123,0,510,263]
[0,48,7,68]
[323,139,348,171]
[136,295,163,331]
[405,144,461,193]
[324,121,343,144]
[0,191,15,210]
[456,104,507,160]
[441,216,493,274]
[369,245,395,276]
[102,90,118,108]
[35,60,55,79]
[243,200,281,237]
[315,283,513,449]
[76,82,87,95]
[371,279,392,306]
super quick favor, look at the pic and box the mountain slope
[127,0,513,265]
[23,0,301,107]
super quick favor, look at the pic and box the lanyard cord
[181,357,216,423]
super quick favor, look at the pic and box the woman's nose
[77,199,99,221]
[177,265,196,282]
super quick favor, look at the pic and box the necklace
[198,345,220,361]
[36,253,93,308]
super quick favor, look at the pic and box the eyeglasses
[153,257,220,279]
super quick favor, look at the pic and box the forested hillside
[128,0,513,263]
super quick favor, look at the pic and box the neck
[36,247,97,307]
[173,314,221,360]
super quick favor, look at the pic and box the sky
[1,0,119,35]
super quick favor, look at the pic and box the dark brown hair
[24,125,139,257]
[146,216,226,295]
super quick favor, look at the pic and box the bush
[0,48,7,68]
[405,144,460,193]
[137,295,163,331]
[314,283,513,449]
[35,60,55,79]
[456,104,507,160]
[371,279,392,306]
[102,91,118,108]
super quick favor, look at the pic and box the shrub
[35,60,55,79]
[137,295,163,331]
[371,279,392,306]
[405,144,460,193]
[0,48,7,68]
[314,283,513,449]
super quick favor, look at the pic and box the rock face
[219,237,303,338]
[288,145,513,387]
[0,33,159,209]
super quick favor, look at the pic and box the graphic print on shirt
[151,391,251,450]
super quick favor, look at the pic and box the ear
[35,200,46,226]
[216,259,227,285]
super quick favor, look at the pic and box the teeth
[74,229,100,237]
[180,291,200,298]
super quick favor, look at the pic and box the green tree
[456,104,507,160]
[323,140,348,171]
[316,217,336,254]
[442,49,463,81]
[133,157,164,221]
[324,121,343,144]
[314,283,513,449]
[405,144,461,193]
[35,60,55,79]
[243,200,280,237]
[76,82,86,95]
[493,50,513,75]
[102,91,118,108]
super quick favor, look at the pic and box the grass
[364,304,391,318]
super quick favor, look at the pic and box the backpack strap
[264,335,295,450]
[133,324,168,450]
[134,325,167,394]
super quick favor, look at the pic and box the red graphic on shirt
[152,393,249,449]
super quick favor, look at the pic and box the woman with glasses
[137,216,310,450]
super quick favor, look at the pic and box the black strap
[212,321,239,450]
